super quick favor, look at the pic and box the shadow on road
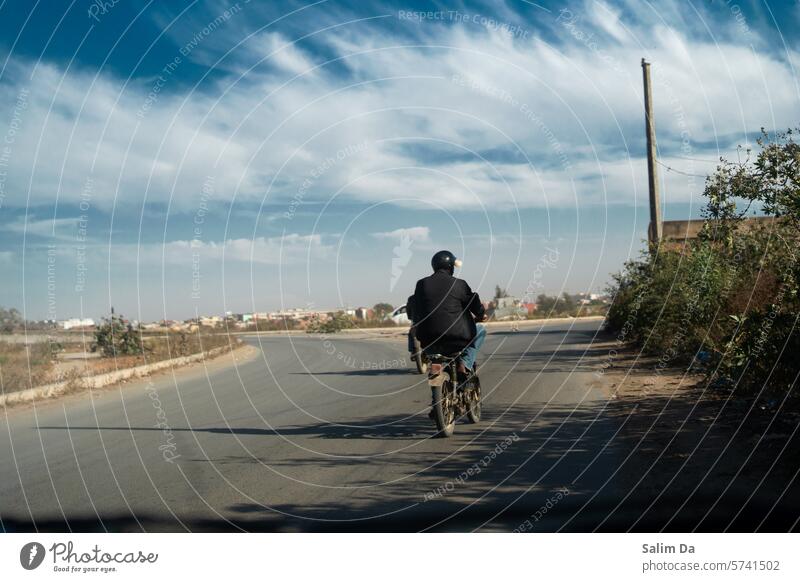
[27,391,800,532]
[38,412,433,441]
[290,368,413,377]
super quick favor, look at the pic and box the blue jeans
[460,324,486,371]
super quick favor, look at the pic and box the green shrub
[306,313,355,333]
[93,313,143,357]
[606,128,800,396]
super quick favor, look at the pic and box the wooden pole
[642,58,662,246]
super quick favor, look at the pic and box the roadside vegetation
[0,307,24,334]
[0,341,56,394]
[93,312,235,362]
[0,313,240,395]
[306,312,357,333]
[605,128,799,398]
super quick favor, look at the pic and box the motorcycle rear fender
[428,365,447,387]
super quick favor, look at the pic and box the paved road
[0,319,715,531]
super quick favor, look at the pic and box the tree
[0,307,24,333]
[536,293,558,313]
[561,292,577,313]
[93,313,143,357]
[372,303,394,320]
[494,285,510,299]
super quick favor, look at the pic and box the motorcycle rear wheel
[431,382,455,437]
[413,337,428,374]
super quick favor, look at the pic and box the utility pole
[641,58,662,246]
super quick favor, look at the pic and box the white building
[60,318,95,330]
[198,315,223,327]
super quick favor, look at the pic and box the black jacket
[412,269,485,354]
[406,295,417,323]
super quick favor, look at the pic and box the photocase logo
[390,231,413,291]
[19,542,46,570]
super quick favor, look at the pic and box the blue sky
[1,0,798,321]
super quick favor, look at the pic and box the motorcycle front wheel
[431,382,455,437]
[467,376,481,423]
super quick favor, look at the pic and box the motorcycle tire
[467,376,481,423]
[413,337,428,374]
[431,382,455,437]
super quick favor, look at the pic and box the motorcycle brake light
[430,363,443,375]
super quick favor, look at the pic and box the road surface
[1,319,794,531]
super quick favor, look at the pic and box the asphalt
[3,318,789,532]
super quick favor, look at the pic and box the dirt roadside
[588,339,800,531]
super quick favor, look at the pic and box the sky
[0,0,798,322]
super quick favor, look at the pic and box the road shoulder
[1,342,261,414]
[591,342,800,531]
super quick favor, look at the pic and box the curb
[0,345,237,407]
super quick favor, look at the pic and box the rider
[411,250,487,377]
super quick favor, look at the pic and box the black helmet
[431,250,460,273]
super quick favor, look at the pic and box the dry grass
[0,341,55,394]
[86,332,238,374]
[0,332,240,395]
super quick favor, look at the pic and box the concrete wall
[662,216,777,242]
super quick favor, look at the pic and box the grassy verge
[0,342,56,394]
[1,332,239,395]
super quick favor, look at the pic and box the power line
[669,154,724,163]
[655,159,709,178]
[654,147,727,163]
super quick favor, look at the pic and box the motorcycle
[426,351,481,437]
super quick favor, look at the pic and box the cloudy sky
[1,0,798,321]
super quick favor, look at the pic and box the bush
[306,313,354,333]
[0,307,24,334]
[253,318,298,332]
[606,128,800,396]
[93,313,143,357]
[143,331,234,360]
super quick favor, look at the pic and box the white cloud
[251,32,316,75]
[128,233,332,265]
[0,0,797,214]
[6,217,81,240]
[589,2,630,43]
[371,226,430,242]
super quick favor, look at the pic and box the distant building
[354,307,373,320]
[60,318,95,330]
[198,315,223,327]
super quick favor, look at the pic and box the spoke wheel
[432,381,456,437]
[467,377,482,423]
[413,337,428,374]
